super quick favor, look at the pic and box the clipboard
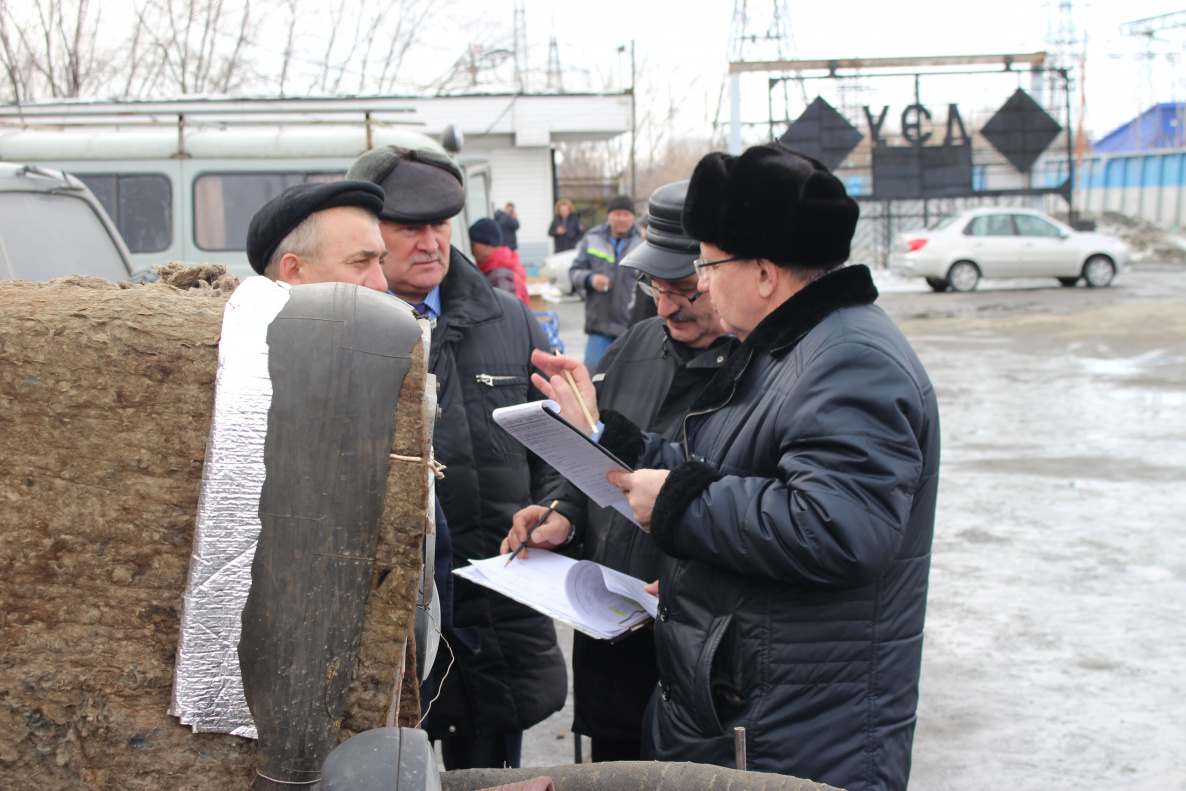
[493,400,637,524]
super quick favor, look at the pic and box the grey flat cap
[347,146,465,225]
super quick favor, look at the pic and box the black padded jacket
[598,265,940,791]
[422,248,567,740]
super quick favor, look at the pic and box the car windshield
[0,191,129,281]
[929,215,962,231]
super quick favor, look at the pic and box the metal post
[733,726,747,771]
[1062,68,1075,223]
[629,39,637,199]
[730,73,743,155]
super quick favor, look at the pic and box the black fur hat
[682,143,859,269]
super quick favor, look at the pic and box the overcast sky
[430,0,1186,143]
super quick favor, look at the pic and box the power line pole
[513,0,527,93]
[546,36,563,92]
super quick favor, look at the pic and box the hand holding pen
[502,500,565,565]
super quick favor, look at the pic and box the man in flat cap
[567,193,644,368]
[347,146,565,771]
[501,180,735,763]
[533,143,939,791]
[245,179,388,290]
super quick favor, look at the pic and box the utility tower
[513,0,528,93]
[546,35,563,92]
[722,0,807,152]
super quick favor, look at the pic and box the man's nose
[416,227,440,252]
[362,262,389,293]
[655,292,680,317]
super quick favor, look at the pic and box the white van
[0,98,492,278]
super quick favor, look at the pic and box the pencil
[554,350,597,431]
[505,500,560,566]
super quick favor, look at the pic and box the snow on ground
[506,266,1186,788]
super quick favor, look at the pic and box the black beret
[346,146,465,225]
[682,143,859,270]
[245,180,384,275]
[621,180,699,281]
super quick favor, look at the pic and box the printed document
[492,400,637,524]
[455,549,658,640]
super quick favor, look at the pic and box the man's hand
[500,504,573,559]
[530,349,599,434]
[590,273,611,292]
[555,225,566,234]
[644,580,659,596]
[606,469,671,531]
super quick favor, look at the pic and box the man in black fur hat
[532,143,940,791]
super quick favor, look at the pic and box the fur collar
[688,264,878,413]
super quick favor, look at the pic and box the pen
[554,349,597,431]
[505,500,560,566]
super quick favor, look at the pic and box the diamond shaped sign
[779,96,863,171]
[980,88,1063,173]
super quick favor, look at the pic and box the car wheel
[1082,255,1115,288]
[946,261,980,292]
[925,277,949,292]
[1057,277,1080,287]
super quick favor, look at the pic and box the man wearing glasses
[502,180,735,763]
[532,144,939,791]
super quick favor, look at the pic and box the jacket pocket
[692,613,746,735]
[467,369,529,463]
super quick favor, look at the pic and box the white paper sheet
[492,400,637,524]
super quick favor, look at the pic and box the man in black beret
[246,180,388,291]
[346,146,565,771]
[532,143,940,791]
[567,193,644,368]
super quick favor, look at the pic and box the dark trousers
[591,737,641,763]
[439,731,523,770]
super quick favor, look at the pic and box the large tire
[926,277,949,292]
[1082,255,1115,288]
[947,260,980,292]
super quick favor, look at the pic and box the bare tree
[0,0,111,101]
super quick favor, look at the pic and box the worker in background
[567,194,644,367]
[494,202,519,251]
[469,217,529,305]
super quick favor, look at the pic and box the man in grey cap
[567,193,644,368]
[346,145,565,771]
[501,180,735,762]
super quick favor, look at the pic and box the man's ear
[277,253,304,285]
[755,258,779,299]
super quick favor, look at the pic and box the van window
[194,172,343,251]
[77,173,172,253]
[0,192,129,281]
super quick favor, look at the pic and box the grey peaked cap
[347,146,465,225]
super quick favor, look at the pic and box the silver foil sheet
[169,276,292,737]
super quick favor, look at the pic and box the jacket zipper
[474,373,520,387]
[681,349,751,459]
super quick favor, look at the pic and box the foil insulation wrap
[169,277,291,737]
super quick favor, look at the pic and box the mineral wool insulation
[169,276,291,737]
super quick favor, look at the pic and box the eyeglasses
[692,255,744,279]
[637,278,703,306]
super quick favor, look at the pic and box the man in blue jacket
[533,143,940,791]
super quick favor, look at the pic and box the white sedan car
[888,208,1131,292]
